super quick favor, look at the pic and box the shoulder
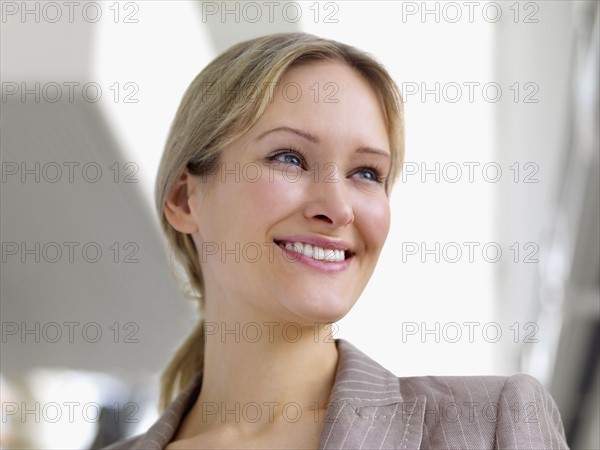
[399,373,507,405]
[399,372,560,410]
[398,373,568,449]
[494,373,568,449]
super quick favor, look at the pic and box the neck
[176,293,340,438]
[202,326,338,402]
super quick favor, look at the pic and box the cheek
[356,194,391,250]
[195,173,303,248]
[240,172,305,216]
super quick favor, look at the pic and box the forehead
[251,61,390,150]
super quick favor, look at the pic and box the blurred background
[1,1,598,448]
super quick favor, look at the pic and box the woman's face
[186,61,392,325]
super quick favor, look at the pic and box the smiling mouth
[274,240,354,262]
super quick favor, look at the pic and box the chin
[282,293,357,326]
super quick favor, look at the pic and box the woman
[105,33,568,449]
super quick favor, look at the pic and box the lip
[273,235,355,273]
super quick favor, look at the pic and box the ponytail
[159,320,205,411]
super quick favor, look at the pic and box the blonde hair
[155,32,405,411]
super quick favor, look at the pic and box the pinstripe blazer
[104,339,568,449]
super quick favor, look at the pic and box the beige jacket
[105,339,568,449]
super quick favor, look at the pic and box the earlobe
[164,168,199,234]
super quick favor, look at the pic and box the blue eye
[267,148,306,168]
[355,167,383,183]
[278,153,302,166]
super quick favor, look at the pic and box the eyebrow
[355,145,391,160]
[256,126,319,144]
[256,126,391,159]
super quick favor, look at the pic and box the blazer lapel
[129,372,203,450]
[318,339,426,449]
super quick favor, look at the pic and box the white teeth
[324,249,336,261]
[315,247,325,260]
[278,241,346,262]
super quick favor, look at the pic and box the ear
[164,168,200,234]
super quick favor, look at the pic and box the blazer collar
[131,369,202,449]
[131,338,425,449]
[318,339,425,449]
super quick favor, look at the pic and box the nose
[303,173,354,228]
